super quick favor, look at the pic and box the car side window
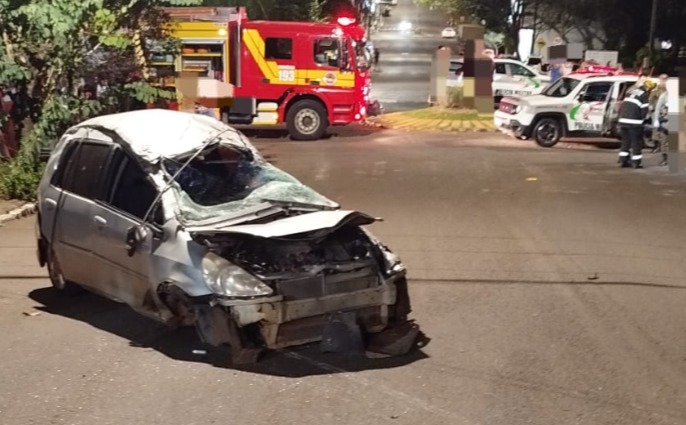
[50,140,80,188]
[510,64,535,78]
[581,82,613,102]
[107,150,159,221]
[59,142,111,199]
[494,63,507,74]
[617,82,635,100]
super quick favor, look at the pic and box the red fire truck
[153,7,373,140]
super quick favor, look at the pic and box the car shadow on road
[29,287,430,377]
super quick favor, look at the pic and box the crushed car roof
[74,109,251,164]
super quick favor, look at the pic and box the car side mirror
[126,225,149,257]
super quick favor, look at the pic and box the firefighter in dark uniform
[617,79,656,168]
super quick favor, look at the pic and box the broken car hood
[186,210,377,238]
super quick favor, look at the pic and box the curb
[0,203,37,226]
[369,117,496,133]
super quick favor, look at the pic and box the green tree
[0,0,200,200]
[202,0,316,21]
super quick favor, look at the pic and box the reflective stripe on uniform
[619,151,630,157]
[618,118,643,125]
[632,155,643,160]
[624,97,650,109]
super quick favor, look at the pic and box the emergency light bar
[337,17,356,26]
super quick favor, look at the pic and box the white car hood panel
[186,210,377,238]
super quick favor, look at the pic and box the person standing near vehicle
[373,47,380,71]
[649,74,669,165]
[617,79,656,168]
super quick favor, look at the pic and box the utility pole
[648,0,658,64]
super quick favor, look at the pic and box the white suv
[448,58,551,99]
[493,73,644,147]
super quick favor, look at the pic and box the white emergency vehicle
[493,73,652,147]
[448,58,552,102]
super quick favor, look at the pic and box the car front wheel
[533,118,562,148]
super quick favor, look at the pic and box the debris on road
[22,311,41,317]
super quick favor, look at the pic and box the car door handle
[45,198,57,211]
[93,216,107,228]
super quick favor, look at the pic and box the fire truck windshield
[354,41,371,71]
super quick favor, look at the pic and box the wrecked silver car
[36,109,418,363]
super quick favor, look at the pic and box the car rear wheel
[47,250,82,295]
[533,118,562,148]
[286,99,328,141]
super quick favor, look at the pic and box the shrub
[0,153,44,201]
[447,86,464,108]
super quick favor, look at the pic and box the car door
[603,80,637,135]
[39,137,79,261]
[51,140,114,288]
[568,81,613,133]
[89,147,163,309]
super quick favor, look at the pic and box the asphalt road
[2,130,686,425]
[369,0,458,112]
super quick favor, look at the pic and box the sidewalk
[368,108,497,133]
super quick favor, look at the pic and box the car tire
[286,99,328,141]
[47,249,82,295]
[533,118,562,148]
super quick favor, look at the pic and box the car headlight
[381,247,406,275]
[201,252,273,298]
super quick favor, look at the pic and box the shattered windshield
[163,144,338,223]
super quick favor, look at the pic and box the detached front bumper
[228,283,397,349]
[193,276,413,362]
[494,115,532,138]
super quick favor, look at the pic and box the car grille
[274,267,380,301]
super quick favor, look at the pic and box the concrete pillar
[429,46,450,106]
[667,73,685,173]
[461,38,493,113]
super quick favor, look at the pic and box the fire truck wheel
[286,99,328,140]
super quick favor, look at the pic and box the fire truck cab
[154,7,373,140]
